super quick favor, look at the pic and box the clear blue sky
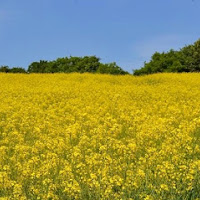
[0,0,200,72]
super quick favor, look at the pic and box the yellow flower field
[1,73,200,200]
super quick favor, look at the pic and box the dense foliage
[27,56,100,73]
[1,73,200,199]
[27,56,128,74]
[0,66,26,73]
[28,56,127,74]
[0,56,128,75]
[134,39,200,75]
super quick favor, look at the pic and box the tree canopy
[133,39,200,75]
[27,56,128,75]
[0,56,128,75]
[0,66,26,73]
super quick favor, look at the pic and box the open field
[1,73,200,199]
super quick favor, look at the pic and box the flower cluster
[1,73,200,199]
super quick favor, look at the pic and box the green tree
[28,60,49,73]
[133,39,200,75]
[27,56,128,75]
[0,66,10,73]
[9,67,26,73]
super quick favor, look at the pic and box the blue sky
[0,0,200,72]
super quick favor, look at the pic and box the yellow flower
[0,73,200,199]
[160,184,169,191]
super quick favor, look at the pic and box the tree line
[2,39,200,75]
[133,39,200,75]
[0,56,129,75]
[0,66,26,73]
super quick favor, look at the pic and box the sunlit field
[1,73,200,199]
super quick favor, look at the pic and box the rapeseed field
[1,73,200,200]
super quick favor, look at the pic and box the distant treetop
[0,56,129,75]
[27,56,129,75]
[133,39,200,75]
[0,66,26,73]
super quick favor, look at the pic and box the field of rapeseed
[1,73,200,200]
